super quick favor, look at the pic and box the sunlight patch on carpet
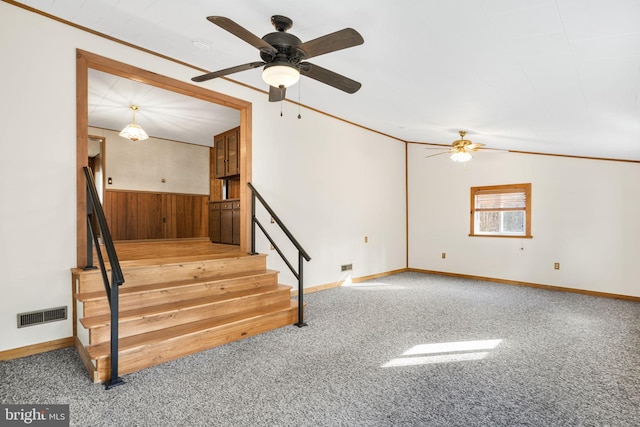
[382,339,502,367]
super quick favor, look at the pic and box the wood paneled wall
[104,190,208,240]
[227,177,240,199]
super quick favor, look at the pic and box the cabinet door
[232,201,240,245]
[209,203,221,243]
[214,135,226,179]
[226,130,239,176]
[220,202,234,244]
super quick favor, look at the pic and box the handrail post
[295,252,307,327]
[84,192,96,270]
[250,191,257,255]
[105,270,124,389]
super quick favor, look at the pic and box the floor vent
[17,306,67,328]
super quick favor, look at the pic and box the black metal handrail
[83,167,125,389]
[248,182,311,327]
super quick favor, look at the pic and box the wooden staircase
[72,239,299,383]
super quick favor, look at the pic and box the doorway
[76,50,253,267]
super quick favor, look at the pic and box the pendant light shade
[262,64,300,88]
[119,105,148,141]
[450,151,472,162]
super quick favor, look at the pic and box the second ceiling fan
[425,131,505,162]
[192,15,364,102]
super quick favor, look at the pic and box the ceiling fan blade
[425,151,452,159]
[480,147,509,153]
[206,16,277,56]
[192,61,265,82]
[467,143,485,151]
[297,28,364,59]
[269,85,286,102]
[300,62,361,94]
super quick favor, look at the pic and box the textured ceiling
[13,0,640,159]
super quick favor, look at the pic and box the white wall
[89,127,209,195]
[0,3,406,351]
[408,144,640,297]
[251,108,407,287]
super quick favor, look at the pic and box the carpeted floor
[2,272,639,426]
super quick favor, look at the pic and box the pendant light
[119,105,149,142]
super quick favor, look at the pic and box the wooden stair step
[80,284,291,328]
[118,253,243,267]
[87,302,298,359]
[77,270,279,317]
[87,301,299,378]
[108,238,241,261]
[73,253,268,294]
[77,269,276,302]
[81,285,293,343]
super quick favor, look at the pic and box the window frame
[469,183,532,238]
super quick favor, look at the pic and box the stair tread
[86,301,298,359]
[80,284,292,328]
[73,253,265,274]
[76,269,279,302]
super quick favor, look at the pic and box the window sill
[469,234,533,239]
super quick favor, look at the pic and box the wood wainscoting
[103,190,208,240]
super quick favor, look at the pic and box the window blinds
[475,190,526,210]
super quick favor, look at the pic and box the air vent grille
[17,306,67,328]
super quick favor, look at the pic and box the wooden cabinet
[214,127,239,179]
[209,199,240,245]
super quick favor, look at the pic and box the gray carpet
[2,272,639,426]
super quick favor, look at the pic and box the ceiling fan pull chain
[297,78,302,119]
[280,99,283,117]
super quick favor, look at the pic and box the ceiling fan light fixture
[451,151,472,162]
[119,105,149,142]
[262,63,300,88]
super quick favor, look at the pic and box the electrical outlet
[442,252,446,259]
[364,236,368,243]
[554,262,560,270]
[341,264,353,272]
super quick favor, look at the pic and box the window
[470,183,531,238]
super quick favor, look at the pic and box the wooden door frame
[76,49,252,266]
[87,134,106,199]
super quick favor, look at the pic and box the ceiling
[88,69,239,146]
[14,0,640,159]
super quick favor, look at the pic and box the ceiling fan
[425,131,501,162]
[192,15,364,102]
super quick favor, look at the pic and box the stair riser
[88,288,292,344]
[76,255,267,294]
[81,272,278,317]
[92,307,298,382]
